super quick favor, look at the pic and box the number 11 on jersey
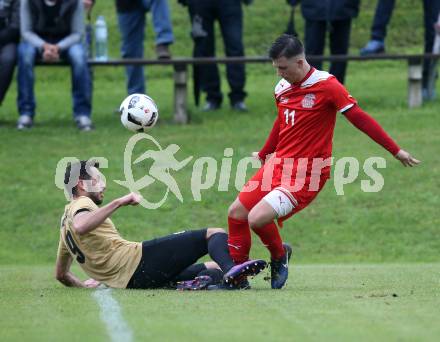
[284,109,295,126]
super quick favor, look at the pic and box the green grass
[1,264,439,341]
[0,61,439,340]
[0,61,439,264]
[0,0,439,340]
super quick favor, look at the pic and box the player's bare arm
[55,249,98,288]
[73,192,142,235]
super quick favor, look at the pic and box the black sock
[207,233,236,273]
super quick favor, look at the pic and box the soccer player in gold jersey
[55,160,266,290]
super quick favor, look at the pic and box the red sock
[227,217,251,264]
[253,221,285,260]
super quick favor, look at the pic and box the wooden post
[408,58,423,108]
[173,64,189,124]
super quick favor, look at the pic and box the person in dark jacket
[17,0,93,131]
[288,0,360,84]
[179,0,251,111]
[0,0,19,107]
[360,0,440,100]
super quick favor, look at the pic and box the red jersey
[241,68,400,221]
[272,68,357,177]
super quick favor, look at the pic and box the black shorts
[126,229,208,289]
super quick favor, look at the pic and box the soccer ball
[120,93,159,132]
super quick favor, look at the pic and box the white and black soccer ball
[120,93,159,132]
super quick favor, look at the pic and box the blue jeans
[17,42,92,118]
[370,0,395,42]
[188,0,246,105]
[117,0,174,94]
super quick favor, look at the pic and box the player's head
[64,160,106,205]
[269,34,309,83]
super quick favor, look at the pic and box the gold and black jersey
[57,196,142,288]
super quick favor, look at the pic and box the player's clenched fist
[83,278,100,288]
[118,192,142,206]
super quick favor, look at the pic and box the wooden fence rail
[38,53,440,123]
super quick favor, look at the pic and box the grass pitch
[0,59,439,341]
[1,264,439,341]
[0,1,439,339]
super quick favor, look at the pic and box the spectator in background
[83,0,94,116]
[359,0,394,55]
[83,0,94,58]
[360,0,440,100]
[288,0,360,84]
[116,0,174,95]
[179,0,251,112]
[17,0,93,131]
[0,0,19,108]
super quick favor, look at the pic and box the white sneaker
[17,115,34,130]
[75,115,94,131]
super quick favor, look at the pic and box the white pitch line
[92,288,133,342]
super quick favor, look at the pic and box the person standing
[179,0,251,111]
[359,0,395,55]
[360,0,440,100]
[116,0,174,95]
[288,0,359,84]
[0,0,19,108]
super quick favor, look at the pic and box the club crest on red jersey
[302,93,316,108]
[279,96,289,104]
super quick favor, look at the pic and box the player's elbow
[55,270,67,283]
[72,222,87,236]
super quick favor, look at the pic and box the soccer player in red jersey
[227,34,420,289]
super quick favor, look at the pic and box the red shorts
[238,160,328,226]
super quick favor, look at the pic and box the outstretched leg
[248,199,285,261]
[227,198,252,264]
[248,189,296,289]
[126,229,210,289]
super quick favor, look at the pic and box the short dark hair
[269,34,304,60]
[64,160,100,196]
